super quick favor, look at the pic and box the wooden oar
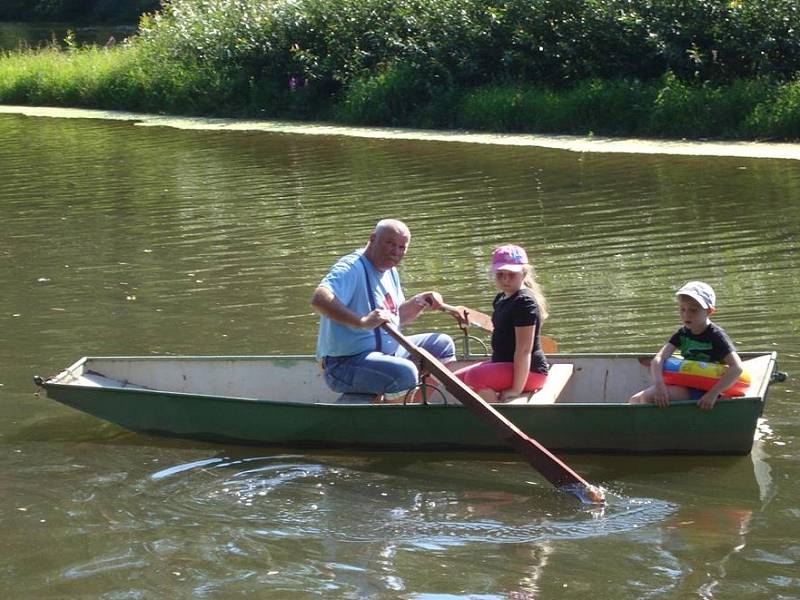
[381,322,604,504]
[437,302,559,353]
[438,302,494,331]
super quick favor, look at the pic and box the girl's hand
[498,389,523,403]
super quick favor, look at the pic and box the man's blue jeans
[322,332,455,395]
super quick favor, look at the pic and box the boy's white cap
[676,281,716,309]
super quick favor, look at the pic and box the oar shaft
[382,322,601,500]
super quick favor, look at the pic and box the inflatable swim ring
[662,357,750,397]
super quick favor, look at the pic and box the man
[311,219,455,400]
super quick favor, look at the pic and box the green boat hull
[43,382,765,454]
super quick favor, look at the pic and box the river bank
[2,104,799,161]
[2,0,800,141]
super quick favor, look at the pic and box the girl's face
[677,296,713,334]
[494,270,524,294]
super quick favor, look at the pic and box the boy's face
[677,295,713,334]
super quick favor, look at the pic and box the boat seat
[505,363,574,405]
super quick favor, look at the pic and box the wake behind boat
[34,351,780,455]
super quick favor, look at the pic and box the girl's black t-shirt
[491,288,549,374]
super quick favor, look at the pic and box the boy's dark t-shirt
[668,322,736,363]
[491,288,549,374]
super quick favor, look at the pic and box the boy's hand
[653,381,670,407]
[697,391,719,411]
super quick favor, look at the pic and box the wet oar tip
[562,483,607,505]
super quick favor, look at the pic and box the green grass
[0,42,240,115]
[0,44,130,107]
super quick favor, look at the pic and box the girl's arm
[499,325,535,400]
[697,351,745,410]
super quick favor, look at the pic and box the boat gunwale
[38,351,775,411]
[49,350,778,363]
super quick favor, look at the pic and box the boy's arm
[697,351,744,411]
[651,343,676,407]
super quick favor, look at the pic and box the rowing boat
[34,351,780,454]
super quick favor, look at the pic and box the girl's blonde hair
[522,265,549,320]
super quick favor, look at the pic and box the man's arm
[398,291,443,326]
[311,286,390,329]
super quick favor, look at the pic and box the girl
[455,244,549,402]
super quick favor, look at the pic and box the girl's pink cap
[491,244,528,272]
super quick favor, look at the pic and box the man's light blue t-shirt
[315,249,405,360]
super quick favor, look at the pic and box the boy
[629,281,744,410]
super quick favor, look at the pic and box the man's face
[368,228,409,271]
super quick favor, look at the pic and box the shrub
[744,77,800,139]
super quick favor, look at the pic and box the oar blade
[381,322,603,504]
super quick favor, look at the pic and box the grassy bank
[1,0,799,140]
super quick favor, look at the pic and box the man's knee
[417,332,456,362]
[384,359,419,393]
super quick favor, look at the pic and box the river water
[1,108,798,598]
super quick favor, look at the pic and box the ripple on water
[145,455,675,547]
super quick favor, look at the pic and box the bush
[649,72,775,138]
[744,77,800,139]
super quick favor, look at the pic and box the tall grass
[0,44,131,108]
[0,42,237,114]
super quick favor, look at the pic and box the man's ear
[707,307,716,316]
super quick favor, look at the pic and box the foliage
[455,75,779,137]
[744,78,800,139]
[1,0,799,139]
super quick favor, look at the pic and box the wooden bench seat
[505,363,574,405]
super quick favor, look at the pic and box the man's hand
[417,291,443,310]
[360,309,394,329]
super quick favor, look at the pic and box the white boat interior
[48,353,776,406]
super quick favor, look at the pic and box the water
[1,108,799,598]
